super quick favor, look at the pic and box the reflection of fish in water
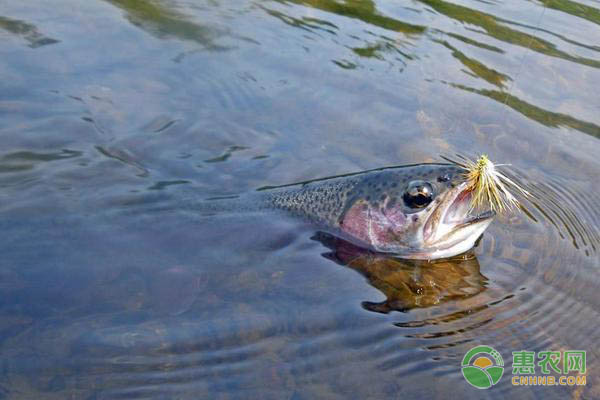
[313,231,487,313]
[194,163,495,260]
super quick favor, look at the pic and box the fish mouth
[460,209,496,225]
[422,182,496,255]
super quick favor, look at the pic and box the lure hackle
[463,154,530,213]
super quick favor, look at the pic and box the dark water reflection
[1,0,599,398]
[314,231,488,313]
[0,16,60,48]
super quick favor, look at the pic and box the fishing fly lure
[462,154,530,213]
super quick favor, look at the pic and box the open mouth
[424,182,496,246]
[443,183,496,225]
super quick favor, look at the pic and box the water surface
[1,0,599,398]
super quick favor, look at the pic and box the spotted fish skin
[184,163,487,258]
[264,164,465,231]
[267,176,359,226]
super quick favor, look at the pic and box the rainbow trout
[201,163,495,260]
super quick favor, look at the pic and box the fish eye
[403,180,434,209]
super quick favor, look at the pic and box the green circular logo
[461,345,504,389]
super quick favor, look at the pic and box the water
[1,0,599,398]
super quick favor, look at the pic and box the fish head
[339,164,495,259]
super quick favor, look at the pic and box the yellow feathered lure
[462,155,530,213]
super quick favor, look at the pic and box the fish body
[179,163,494,260]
